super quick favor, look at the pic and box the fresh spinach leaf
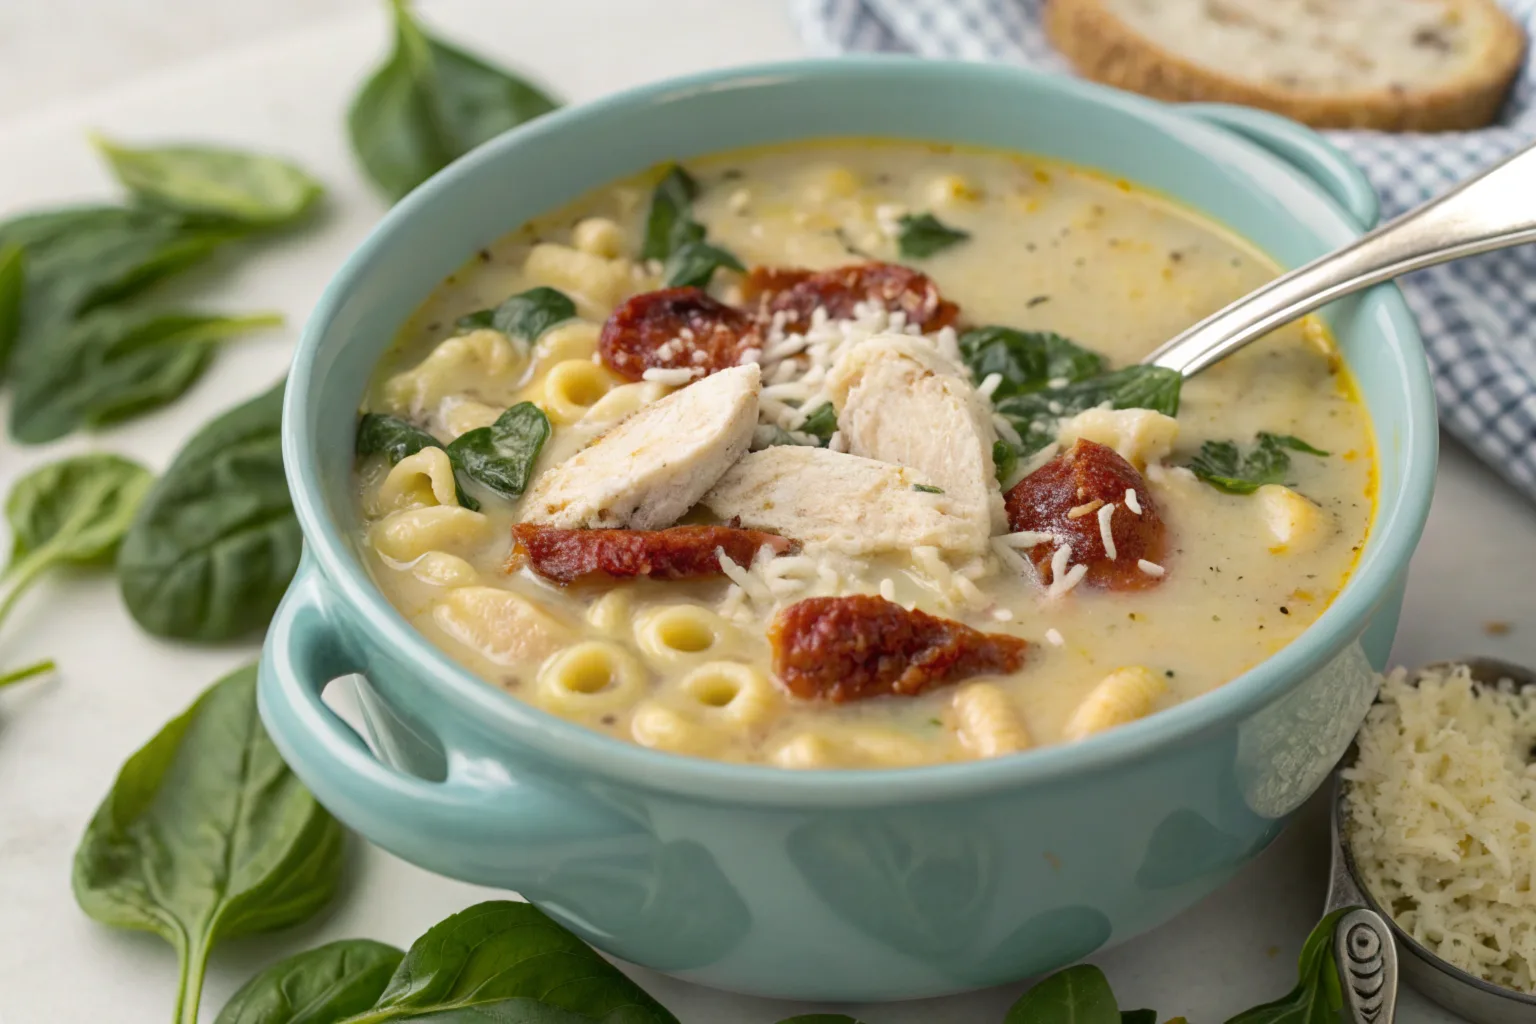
[335,901,678,1023]
[456,285,575,342]
[993,438,1019,486]
[92,136,324,227]
[354,412,478,510]
[348,0,559,201]
[958,326,1106,400]
[1,453,152,637]
[642,164,702,261]
[664,240,745,289]
[214,940,404,1024]
[1225,909,1347,1024]
[1187,432,1330,495]
[1006,964,1120,1024]
[0,243,22,376]
[117,380,301,641]
[7,309,281,444]
[897,212,970,259]
[73,664,346,1024]
[444,401,550,499]
[0,658,55,690]
[993,365,1182,455]
[799,403,838,444]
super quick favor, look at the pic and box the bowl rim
[283,55,1437,805]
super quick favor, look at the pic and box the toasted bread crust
[1045,0,1526,132]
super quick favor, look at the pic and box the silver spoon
[1144,140,1536,376]
[1327,657,1536,1024]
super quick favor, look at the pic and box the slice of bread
[1045,0,1527,132]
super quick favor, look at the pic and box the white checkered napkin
[791,0,1536,502]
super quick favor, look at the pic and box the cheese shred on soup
[355,140,1376,768]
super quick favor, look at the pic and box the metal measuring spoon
[1143,140,1536,377]
[1327,657,1536,1024]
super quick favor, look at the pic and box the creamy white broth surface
[357,140,1374,768]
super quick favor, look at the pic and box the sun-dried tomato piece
[1004,439,1165,591]
[598,287,760,382]
[768,595,1027,702]
[745,262,960,334]
[511,523,794,585]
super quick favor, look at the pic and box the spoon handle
[1335,907,1400,1024]
[1144,138,1536,377]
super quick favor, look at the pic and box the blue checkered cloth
[791,0,1536,502]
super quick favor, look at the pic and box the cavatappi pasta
[356,139,1376,768]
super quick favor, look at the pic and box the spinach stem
[0,659,55,689]
[174,940,210,1024]
[0,547,54,633]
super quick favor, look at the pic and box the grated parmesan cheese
[1137,559,1164,577]
[1098,502,1118,561]
[642,366,703,385]
[1342,664,1536,993]
[1045,628,1065,647]
[1125,488,1142,516]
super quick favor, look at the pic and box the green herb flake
[664,240,745,289]
[445,401,551,499]
[798,403,838,444]
[913,483,944,494]
[1187,432,1329,495]
[896,211,971,259]
[91,135,324,227]
[642,163,702,261]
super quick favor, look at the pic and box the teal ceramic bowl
[259,57,1436,1001]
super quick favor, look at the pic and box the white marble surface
[0,2,1532,1022]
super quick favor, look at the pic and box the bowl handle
[1180,103,1380,230]
[258,564,633,884]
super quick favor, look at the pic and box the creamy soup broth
[356,140,1375,768]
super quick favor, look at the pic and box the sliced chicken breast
[827,335,1004,547]
[702,445,982,556]
[522,363,760,530]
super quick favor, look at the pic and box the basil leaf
[340,901,678,1023]
[642,164,701,261]
[1187,432,1329,496]
[1225,908,1347,1024]
[2,453,153,637]
[993,366,1183,455]
[215,940,404,1024]
[1005,964,1120,1024]
[664,240,745,289]
[799,403,838,444]
[0,658,56,690]
[7,309,281,444]
[0,243,22,376]
[993,438,1019,486]
[458,285,576,341]
[897,212,970,259]
[958,326,1106,400]
[72,664,346,1024]
[92,136,324,227]
[445,401,550,499]
[354,412,479,510]
[117,380,301,641]
[348,0,559,202]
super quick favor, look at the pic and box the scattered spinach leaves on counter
[91,136,325,227]
[445,401,550,499]
[1187,432,1330,496]
[665,240,746,289]
[640,163,745,289]
[959,326,1107,400]
[213,940,404,1024]
[73,664,346,1024]
[455,285,575,342]
[896,211,969,260]
[992,365,1183,457]
[8,309,281,444]
[1225,908,1347,1024]
[348,0,560,202]
[117,380,301,642]
[1005,964,1118,1024]
[0,658,56,690]
[0,244,23,375]
[798,402,838,444]
[1,453,152,646]
[355,412,479,510]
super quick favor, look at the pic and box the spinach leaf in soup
[798,402,839,445]
[348,0,560,202]
[1005,964,1120,1024]
[992,437,1019,486]
[92,136,325,227]
[355,412,479,510]
[7,309,282,445]
[73,664,346,1024]
[117,380,301,642]
[993,365,1183,455]
[455,285,575,342]
[0,244,22,376]
[665,240,746,289]
[958,326,1106,400]
[333,901,679,1023]
[642,164,703,261]
[213,940,404,1024]
[896,212,970,260]
[1,453,152,639]
[445,402,550,500]
[1187,433,1330,495]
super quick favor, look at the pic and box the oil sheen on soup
[355,140,1375,769]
